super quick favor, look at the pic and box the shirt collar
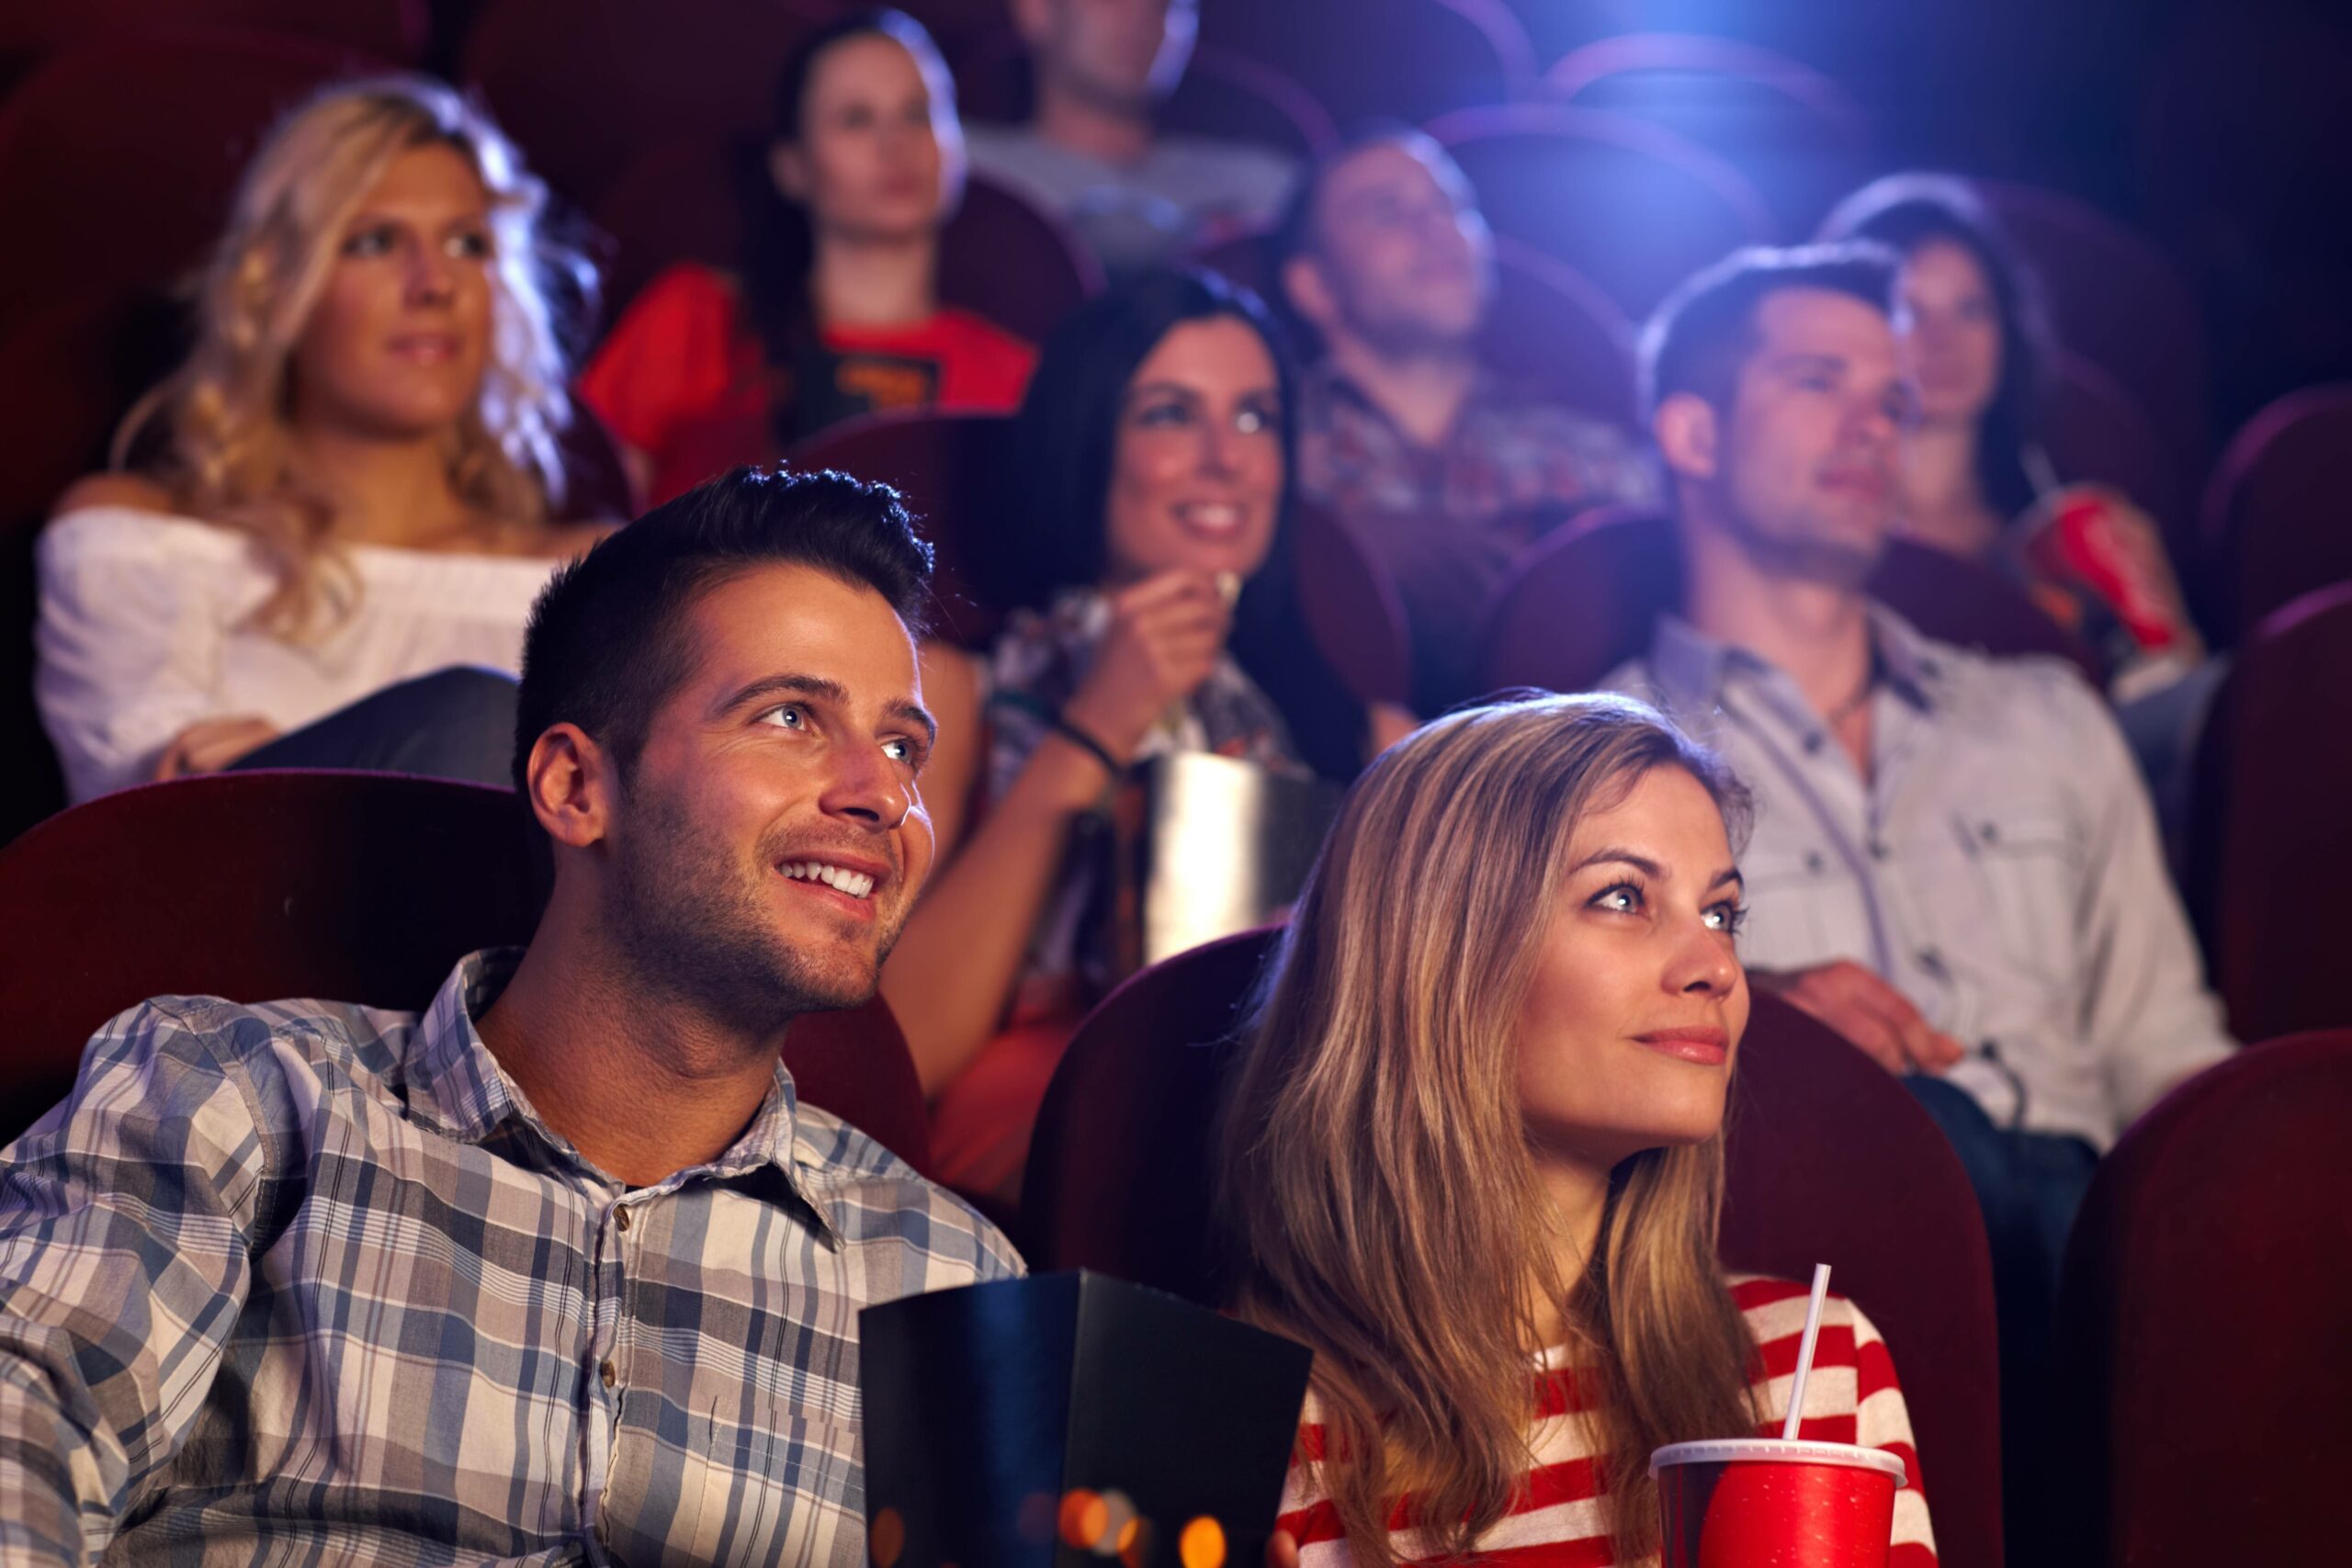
[407,952,825,1226]
[1306,357,1503,429]
[1647,600,1946,714]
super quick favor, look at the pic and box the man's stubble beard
[608,787,909,1040]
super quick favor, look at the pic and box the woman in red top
[1216,695,1937,1567]
[578,8,1035,504]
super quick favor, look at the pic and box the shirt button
[1803,732,1825,755]
[615,1208,631,1233]
[601,1359,617,1390]
[1804,852,1826,874]
[1868,840,1889,860]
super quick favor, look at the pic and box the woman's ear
[1653,391,1722,485]
[768,141,810,204]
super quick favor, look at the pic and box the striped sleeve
[1734,1279,1936,1567]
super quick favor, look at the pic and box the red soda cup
[2018,487,2180,652]
[1652,1438,1906,1567]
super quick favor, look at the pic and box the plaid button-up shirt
[0,951,1022,1567]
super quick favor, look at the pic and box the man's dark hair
[512,467,933,809]
[1637,242,1901,424]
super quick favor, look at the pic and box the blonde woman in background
[1216,694,1938,1568]
[37,74,607,803]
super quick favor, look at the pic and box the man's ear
[1281,252,1339,336]
[1653,391,1723,484]
[524,724,616,852]
[768,141,810,205]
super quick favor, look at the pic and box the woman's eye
[1705,901,1749,934]
[342,225,398,258]
[1136,401,1192,429]
[1234,405,1273,435]
[445,230,492,261]
[839,105,876,130]
[1591,882,1642,914]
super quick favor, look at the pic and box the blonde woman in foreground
[1217,693,1938,1567]
[37,74,608,803]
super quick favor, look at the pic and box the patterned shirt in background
[1278,1278,1937,1567]
[1295,364,1660,710]
[983,588,1307,1014]
[1603,607,2234,1151]
[0,951,1021,1568]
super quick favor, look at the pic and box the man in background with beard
[1273,128,1657,709]
[0,468,1018,1566]
[1603,243,2232,1555]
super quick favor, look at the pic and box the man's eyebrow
[888,699,939,748]
[713,672,850,718]
[714,673,937,746]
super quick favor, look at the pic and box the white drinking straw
[1780,1263,1834,1442]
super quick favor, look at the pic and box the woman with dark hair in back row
[580,8,1035,505]
[1818,174,2202,696]
[883,267,1417,1196]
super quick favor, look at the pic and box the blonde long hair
[114,74,592,637]
[1215,694,1763,1567]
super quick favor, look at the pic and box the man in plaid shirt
[0,468,1022,1565]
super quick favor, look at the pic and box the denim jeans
[231,666,519,789]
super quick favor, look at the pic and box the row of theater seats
[0,766,2341,1568]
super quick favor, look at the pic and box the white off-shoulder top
[36,506,569,803]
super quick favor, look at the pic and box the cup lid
[1649,1438,1908,1481]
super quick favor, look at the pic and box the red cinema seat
[1023,926,2004,1568]
[2040,351,2194,564]
[1475,507,2099,696]
[1967,179,2210,483]
[1195,0,1538,129]
[2199,384,2352,641]
[2186,583,2352,1042]
[2049,1031,2352,1566]
[0,29,382,335]
[1427,102,1778,317]
[1293,503,1414,711]
[0,0,420,90]
[786,408,1017,652]
[0,772,933,1173]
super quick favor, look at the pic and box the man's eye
[762,705,807,729]
[883,737,915,762]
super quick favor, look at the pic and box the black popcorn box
[858,1271,1314,1568]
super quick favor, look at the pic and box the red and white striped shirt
[1276,1276,1938,1567]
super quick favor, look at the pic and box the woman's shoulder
[626,262,746,321]
[49,471,178,521]
[42,487,242,565]
[1724,1273,1885,1344]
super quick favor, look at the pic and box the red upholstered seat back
[2051,1031,2352,1564]
[2200,384,2352,640]
[786,408,1017,651]
[0,29,379,334]
[1476,507,2099,696]
[2188,583,2352,1041]
[1293,503,1414,710]
[0,772,932,1173]
[1023,927,2004,1568]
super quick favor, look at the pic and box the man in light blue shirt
[1600,244,2233,1539]
[966,0,1295,278]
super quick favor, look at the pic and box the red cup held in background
[1653,1438,1906,1568]
[2018,487,2181,652]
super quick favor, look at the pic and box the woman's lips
[1633,1028,1730,1066]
